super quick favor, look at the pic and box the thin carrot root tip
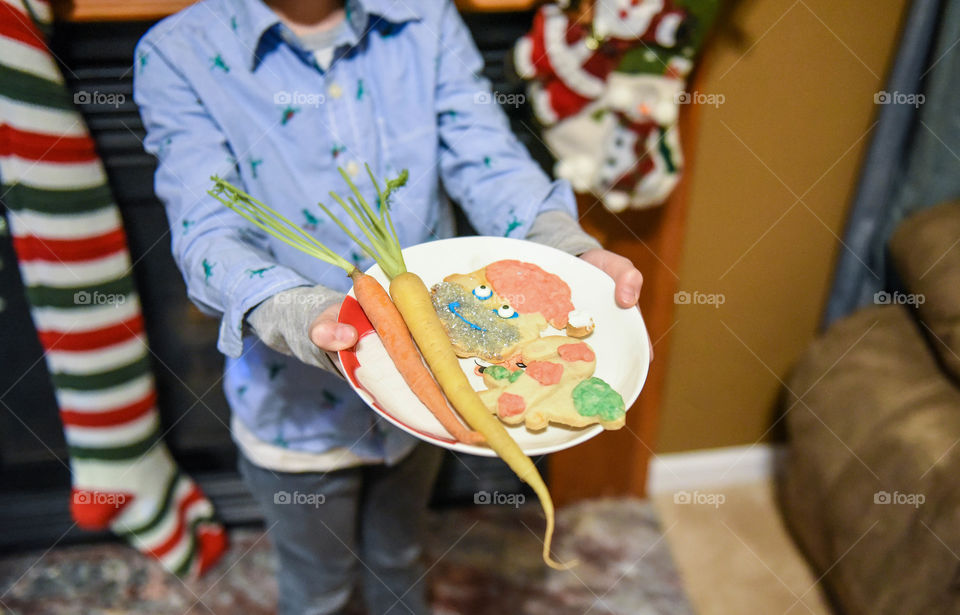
[465,432,486,445]
[546,555,579,570]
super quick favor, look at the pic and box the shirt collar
[232,0,421,70]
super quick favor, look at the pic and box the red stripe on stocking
[0,125,99,163]
[0,3,48,52]
[60,391,157,428]
[38,314,144,351]
[13,228,128,262]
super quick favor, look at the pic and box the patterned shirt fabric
[133,0,579,464]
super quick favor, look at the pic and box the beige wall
[656,0,910,453]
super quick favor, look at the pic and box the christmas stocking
[0,0,226,577]
[513,3,610,125]
[514,0,717,212]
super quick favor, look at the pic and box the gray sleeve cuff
[216,267,315,358]
[525,209,603,256]
[245,284,347,373]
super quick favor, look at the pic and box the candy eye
[495,305,518,319]
[473,285,493,300]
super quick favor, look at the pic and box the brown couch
[779,201,960,615]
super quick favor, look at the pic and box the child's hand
[579,249,644,308]
[309,304,358,352]
[246,285,355,374]
[579,248,653,361]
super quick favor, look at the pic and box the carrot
[390,271,571,569]
[350,270,484,445]
[206,179,483,446]
[318,166,576,570]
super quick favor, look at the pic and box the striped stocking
[0,0,227,577]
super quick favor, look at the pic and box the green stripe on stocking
[2,183,115,215]
[51,355,150,390]
[67,427,161,461]
[0,64,73,110]
[25,278,134,308]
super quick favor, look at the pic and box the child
[134,0,645,613]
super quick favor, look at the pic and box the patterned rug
[0,498,693,614]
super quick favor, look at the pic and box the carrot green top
[316,165,410,280]
[207,165,408,277]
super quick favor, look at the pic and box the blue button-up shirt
[134,0,578,462]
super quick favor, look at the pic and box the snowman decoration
[514,0,696,212]
[597,70,685,211]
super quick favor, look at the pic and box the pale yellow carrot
[390,271,575,569]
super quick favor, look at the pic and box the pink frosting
[486,260,574,328]
[526,361,564,386]
[558,342,595,363]
[497,392,526,418]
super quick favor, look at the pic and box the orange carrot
[351,270,485,445]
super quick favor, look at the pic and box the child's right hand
[309,303,358,352]
[246,285,355,374]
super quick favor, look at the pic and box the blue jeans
[238,443,443,615]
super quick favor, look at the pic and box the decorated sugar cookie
[431,259,592,363]
[476,336,626,431]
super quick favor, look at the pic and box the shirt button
[328,82,343,99]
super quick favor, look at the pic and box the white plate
[338,236,649,456]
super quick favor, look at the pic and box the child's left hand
[579,248,654,361]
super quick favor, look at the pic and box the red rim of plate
[337,295,459,446]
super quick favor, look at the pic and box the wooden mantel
[62,0,539,21]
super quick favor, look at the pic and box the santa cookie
[431,259,592,363]
[477,336,626,431]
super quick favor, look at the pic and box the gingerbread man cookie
[476,336,625,431]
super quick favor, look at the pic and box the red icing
[497,392,526,418]
[558,342,595,362]
[526,361,564,386]
[486,260,574,329]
